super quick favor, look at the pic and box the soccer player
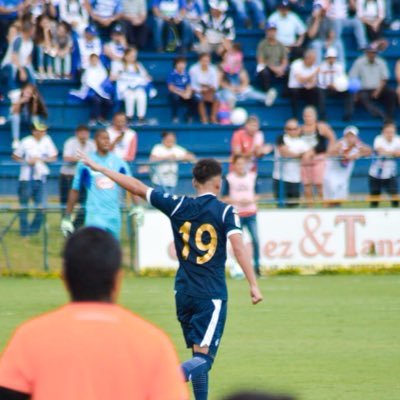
[78,154,264,400]
[61,129,131,239]
[0,227,188,400]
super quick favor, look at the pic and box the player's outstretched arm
[79,151,149,199]
[229,233,263,305]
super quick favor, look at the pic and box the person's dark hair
[232,154,247,164]
[75,124,89,133]
[62,227,122,301]
[223,391,295,400]
[193,158,222,184]
[199,52,210,60]
[95,128,108,139]
[34,14,55,44]
[382,121,396,130]
[174,56,187,67]
[21,83,48,118]
[161,131,175,139]
[113,111,127,119]
[246,115,259,124]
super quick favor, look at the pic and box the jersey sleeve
[223,205,242,237]
[71,162,85,191]
[147,188,185,217]
[0,328,33,395]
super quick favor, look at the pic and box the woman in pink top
[223,155,261,277]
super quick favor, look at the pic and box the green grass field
[0,275,399,400]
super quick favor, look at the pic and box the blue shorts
[175,291,227,358]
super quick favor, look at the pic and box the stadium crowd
[0,0,400,236]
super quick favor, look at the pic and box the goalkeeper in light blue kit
[61,129,141,239]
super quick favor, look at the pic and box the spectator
[256,22,288,94]
[34,14,57,78]
[194,0,235,55]
[189,52,219,124]
[81,53,113,126]
[218,48,276,108]
[231,115,272,172]
[10,83,48,149]
[107,111,138,161]
[267,0,306,60]
[0,228,189,400]
[149,131,195,194]
[223,155,261,277]
[300,106,336,204]
[85,0,122,41]
[396,59,400,104]
[60,125,96,228]
[12,121,58,237]
[152,0,191,53]
[273,118,312,207]
[324,125,371,204]
[349,45,397,121]
[307,2,345,66]
[120,0,148,49]
[77,25,102,70]
[185,0,204,33]
[368,122,400,207]
[357,0,387,50]
[326,0,368,50]
[0,22,20,94]
[59,0,89,36]
[167,56,194,123]
[29,0,57,20]
[104,24,128,73]
[230,0,266,29]
[288,49,320,118]
[53,21,73,79]
[0,20,35,93]
[317,47,352,121]
[112,47,152,124]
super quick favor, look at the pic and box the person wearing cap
[120,0,148,49]
[307,2,345,66]
[326,0,367,51]
[152,0,192,53]
[194,0,235,55]
[104,24,128,73]
[267,1,306,59]
[12,121,58,237]
[368,122,400,207]
[256,22,288,96]
[85,0,122,41]
[317,46,352,121]
[324,125,371,204]
[287,49,320,119]
[229,0,266,29]
[77,25,102,70]
[349,45,397,121]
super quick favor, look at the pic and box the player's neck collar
[197,192,217,197]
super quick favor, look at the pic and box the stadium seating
[0,27,399,197]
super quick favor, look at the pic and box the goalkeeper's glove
[61,215,74,238]
[129,205,144,227]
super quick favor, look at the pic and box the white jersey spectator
[59,0,89,35]
[77,25,102,69]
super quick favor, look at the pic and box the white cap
[209,0,228,12]
[325,47,338,58]
[343,125,359,136]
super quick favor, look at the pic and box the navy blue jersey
[147,189,242,300]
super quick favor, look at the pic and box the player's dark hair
[62,227,122,302]
[161,131,176,139]
[75,124,89,133]
[223,391,295,400]
[174,56,187,66]
[193,158,222,184]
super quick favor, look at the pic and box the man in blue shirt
[167,56,195,122]
[79,155,263,400]
[61,129,131,239]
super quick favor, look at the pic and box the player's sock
[181,352,213,382]
[192,372,208,400]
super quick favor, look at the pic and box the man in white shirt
[268,0,306,59]
[12,121,58,236]
[150,131,195,194]
[60,124,96,227]
[273,118,312,207]
[288,49,320,118]
[317,47,352,120]
[369,122,400,207]
[107,112,137,162]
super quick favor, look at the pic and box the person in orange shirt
[0,227,188,400]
